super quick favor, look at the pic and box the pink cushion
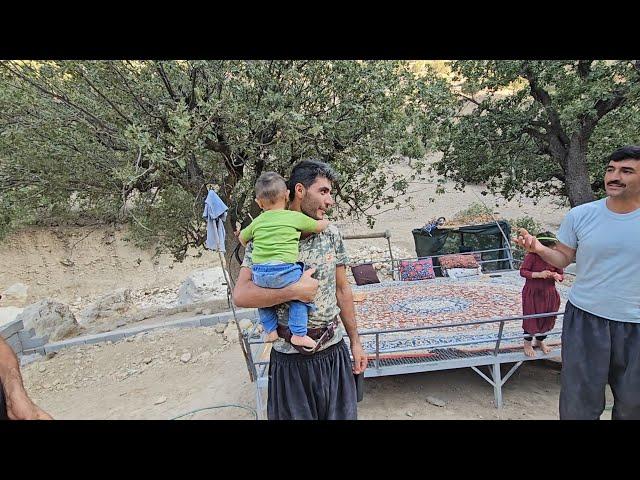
[438,254,479,270]
[399,258,436,281]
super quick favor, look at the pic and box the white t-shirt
[557,198,640,323]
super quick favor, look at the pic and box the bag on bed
[443,267,482,279]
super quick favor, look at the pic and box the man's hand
[351,339,368,374]
[6,391,53,420]
[514,228,544,254]
[553,272,564,282]
[291,267,319,303]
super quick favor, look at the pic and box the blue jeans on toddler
[251,262,316,337]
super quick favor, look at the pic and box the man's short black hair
[287,159,339,201]
[608,145,640,162]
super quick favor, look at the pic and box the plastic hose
[170,403,258,420]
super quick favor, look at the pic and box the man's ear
[294,182,305,199]
[255,198,263,209]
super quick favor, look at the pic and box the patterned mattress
[352,271,569,357]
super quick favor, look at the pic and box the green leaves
[0,60,441,260]
[432,60,640,205]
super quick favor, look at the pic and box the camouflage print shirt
[241,224,349,354]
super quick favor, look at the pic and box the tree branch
[155,62,179,101]
[521,62,570,147]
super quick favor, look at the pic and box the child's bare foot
[265,331,279,342]
[291,334,317,350]
[523,340,536,357]
[538,340,552,354]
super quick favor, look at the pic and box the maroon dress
[520,253,563,335]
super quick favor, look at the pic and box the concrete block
[18,328,36,341]
[168,317,202,329]
[5,332,23,354]
[21,335,49,349]
[84,332,125,345]
[44,338,86,353]
[1,319,24,339]
[22,346,46,357]
[200,316,226,327]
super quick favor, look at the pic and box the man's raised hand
[514,228,543,254]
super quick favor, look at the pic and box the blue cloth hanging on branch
[203,190,228,252]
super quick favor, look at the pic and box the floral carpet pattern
[353,271,569,355]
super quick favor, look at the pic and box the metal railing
[247,310,564,372]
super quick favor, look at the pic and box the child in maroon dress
[519,232,564,357]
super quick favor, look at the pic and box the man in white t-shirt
[516,145,640,420]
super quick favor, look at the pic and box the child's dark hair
[255,172,287,203]
[536,231,557,247]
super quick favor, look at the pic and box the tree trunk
[223,218,244,284]
[223,200,262,284]
[563,141,596,207]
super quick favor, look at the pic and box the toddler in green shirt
[239,172,329,350]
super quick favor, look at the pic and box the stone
[38,364,47,373]
[78,288,134,324]
[0,306,24,328]
[238,318,254,331]
[223,324,239,343]
[2,283,29,307]
[177,268,228,305]
[202,309,213,315]
[214,323,226,334]
[426,396,446,407]
[143,357,153,364]
[406,411,413,417]
[154,396,167,405]
[15,299,79,341]
[180,353,192,363]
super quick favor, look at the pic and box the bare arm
[335,265,368,374]
[315,219,330,233]
[0,337,52,420]
[232,266,319,308]
[515,228,576,269]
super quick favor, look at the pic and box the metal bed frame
[237,232,563,419]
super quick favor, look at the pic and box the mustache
[607,181,625,187]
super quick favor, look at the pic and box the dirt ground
[21,326,614,420]
[4,156,597,420]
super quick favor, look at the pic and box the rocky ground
[21,323,614,420]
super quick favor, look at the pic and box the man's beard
[300,197,321,220]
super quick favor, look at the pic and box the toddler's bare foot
[265,331,279,342]
[291,334,317,350]
[523,340,535,357]
[538,340,552,354]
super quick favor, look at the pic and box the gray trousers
[560,301,640,420]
